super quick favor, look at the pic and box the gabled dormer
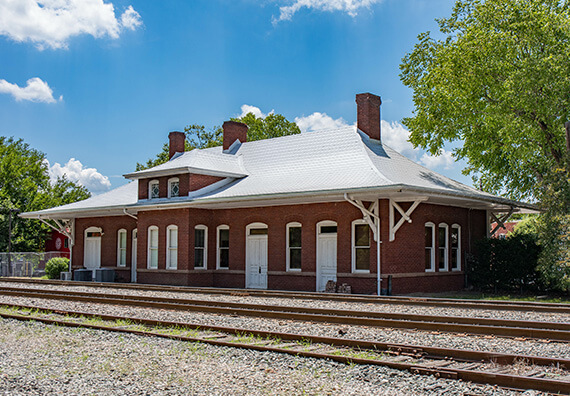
[124,122,249,202]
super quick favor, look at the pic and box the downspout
[123,208,138,220]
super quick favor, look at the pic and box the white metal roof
[21,126,534,219]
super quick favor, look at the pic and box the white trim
[351,219,370,273]
[316,220,337,292]
[117,228,127,267]
[389,198,427,241]
[216,224,230,269]
[131,228,137,282]
[286,222,302,272]
[149,180,160,199]
[147,226,159,269]
[167,177,180,198]
[194,224,208,270]
[245,222,269,289]
[451,224,461,271]
[84,226,102,272]
[425,222,436,272]
[438,223,449,272]
[166,225,178,270]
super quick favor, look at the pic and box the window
[438,223,449,271]
[217,225,229,269]
[168,178,179,198]
[117,229,127,267]
[166,225,178,269]
[352,220,370,272]
[64,238,69,249]
[425,222,435,272]
[451,224,461,271]
[194,225,207,269]
[149,180,159,199]
[286,222,302,271]
[147,226,158,269]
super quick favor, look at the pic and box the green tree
[400,0,570,292]
[136,112,300,171]
[0,137,90,252]
[400,0,570,203]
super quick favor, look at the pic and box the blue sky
[0,0,467,193]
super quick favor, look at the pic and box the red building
[45,230,70,253]
[22,93,533,294]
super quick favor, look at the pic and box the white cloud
[294,112,351,133]
[419,149,455,170]
[380,120,419,160]
[273,0,382,24]
[0,77,60,103]
[46,158,111,193]
[0,0,143,50]
[239,104,272,119]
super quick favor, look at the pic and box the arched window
[216,225,229,269]
[438,223,449,271]
[194,225,207,269]
[166,225,178,270]
[168,177,180,198]
[425,222,435,272]
[149,180,159,199]
[451,224,461,271]
[352,220,370,272]
[147,226,159,269]
[117,229,127,267]
[286,222,302,271]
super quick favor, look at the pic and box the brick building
[22,93,533,294]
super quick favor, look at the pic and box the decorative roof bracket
[37,217,75,247]
[389,198,427,242]
[344,194,380,241]
[490,207,515,236]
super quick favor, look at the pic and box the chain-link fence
[0,252,70,278]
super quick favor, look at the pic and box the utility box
[74,269,93,281]
[60,271,71,281]
[95,268,115,282]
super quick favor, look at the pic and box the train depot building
[22,93,532,294]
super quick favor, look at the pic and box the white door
[84,228,101,272]
[131,229,137,283]
[245,227,268,289]
[316,223,337,292]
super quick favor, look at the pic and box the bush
[45,257,69,279]
[467,234,541,293]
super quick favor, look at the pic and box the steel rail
[1,303,569,394]
[2,277,569,314]
[1,285,568,332]
[1,287,569,342]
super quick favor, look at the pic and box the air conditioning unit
[60,271,72,281]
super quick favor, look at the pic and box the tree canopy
[0,137,90,252]
[400,0,570,206]
[136,112,301,171]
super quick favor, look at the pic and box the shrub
[467,234,541,293]
[45,257,69,279]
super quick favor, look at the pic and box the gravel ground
[0,318,544,395]
[1,281,568,324]
[0,294,567,361]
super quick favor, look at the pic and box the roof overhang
[123,166,248,180]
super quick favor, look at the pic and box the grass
[407,290,570,304]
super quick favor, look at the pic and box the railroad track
[1,285,569,342]
[2,277,569,314]
[0,303,568,394]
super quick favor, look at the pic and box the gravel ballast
[0,318,543,395]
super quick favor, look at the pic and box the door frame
[316,220,338,292]
[84,226,102,276]
[245,222,268,289]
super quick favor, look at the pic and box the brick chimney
[356,92,382,142]
[222,121,248,151]
[168,131,185,159]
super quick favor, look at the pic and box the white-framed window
[352,220,370,272]
[166,225,178,270]
[425,222,436,272]
[286,222,302,271]
[132,229,137,268]
[216,225,229,269]
[117,229,127,267]
[194,225,207,269]
[147,226,159,269]
[451,224,461,271]
[149,180,159,199]
[168,177,180,198]
[438,223,449,271]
